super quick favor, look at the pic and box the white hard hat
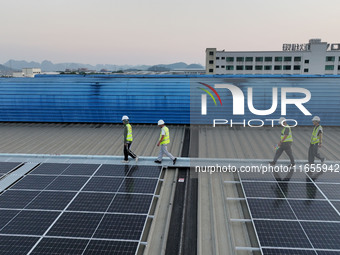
[121,115,129,121]
[158,120,165,125]
[312,116,320,122]
[278,117,286,124]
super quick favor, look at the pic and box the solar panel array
[238,168,340,254]
[0,162,22,178]
[0,162,162,254]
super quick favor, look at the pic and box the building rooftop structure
[206,38,340,75]
[0,75,339,254]
[0,122,339,254]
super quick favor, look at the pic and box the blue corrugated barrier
[0,75,339,125]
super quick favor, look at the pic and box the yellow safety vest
[126,124,133,142]
[160,126,170,145]
[281,126,293,142]
[311,125,322,144]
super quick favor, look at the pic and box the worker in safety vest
[269,117,295,167]
[308,116,325,164]
[154,120,177,165]
[122,115,138,163]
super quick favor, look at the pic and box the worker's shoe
[154,160,162,164]
[321,158,325,163]
[135,156,139,163]
[173,158,177,165]
[287,163,295,168]
[269,161,276,166]
[121,160,129,163]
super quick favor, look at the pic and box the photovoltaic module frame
[238,168,340,255]
[0,162,163,254]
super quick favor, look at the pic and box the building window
[284,57,292,62]
[274,65,282,70]
[209,51,214,56]
[325,65,334,70]
[255,65,263,70]
[326,56,335,62]
[294,65,301,70]
[255,57,263,62]
[216,57,220,60]
[221,65,225,68]
[275,57,283,62]
[236,66,244,70]
[236,57,244,62]
[209,69,214,73]
[226,66,234,70]
[264,65,272,70]
[304,68,309,73]
[216,66,220,68]
[294,57,302,62]
[245,66,253,70]
[221,57,225,60]
[245,57,253,62]
[209,60,214,64]
[338,65,340,71]
[226,57,234,62]
[304,59,310,64]
[264,57,272,62]
[283,65,291,70]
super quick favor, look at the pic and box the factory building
[206,38,340,75]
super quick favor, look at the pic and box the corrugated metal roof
[0,122,339,255]
[1,75,340,125]
[0,123,185,157]
[197,125,340,161]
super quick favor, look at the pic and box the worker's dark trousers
[273,142,295,164]
[308,143,324,164]
[124,142,136,161]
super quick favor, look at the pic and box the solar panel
[108,194,154,214]
[94,164,131,177]
[0,190,40,209]
[26,191,76,210]
[247,198,296,220]
[1,210,60,235]
[29,238,89,255]
[0,236,40,255]
[47,212,104,238]
[82,177,124,192]
[0,163,162,254]
[93,214,146,240]
[317,183,340,200]
[60,163,100,176]
[67,192,116,212]
[253,220,313,248]
[0,162,22,174]
[0,162,22,180]
[301,222,340,250]
[30,163,71,175]
[262,248,316,255]
[239,169,340,254]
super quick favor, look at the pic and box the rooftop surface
[0,122,339,255]
[0,122,338,161]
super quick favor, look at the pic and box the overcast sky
[1,0,339,65]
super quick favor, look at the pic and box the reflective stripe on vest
[126,124,133,142]
[281,126,293,142]
[160,126,170,145]
[311,125,322,144]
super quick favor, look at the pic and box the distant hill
[0,64,17,76]
[148,62,205,72]
[3,60,204,72]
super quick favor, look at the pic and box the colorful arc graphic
[198,82,223,106]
